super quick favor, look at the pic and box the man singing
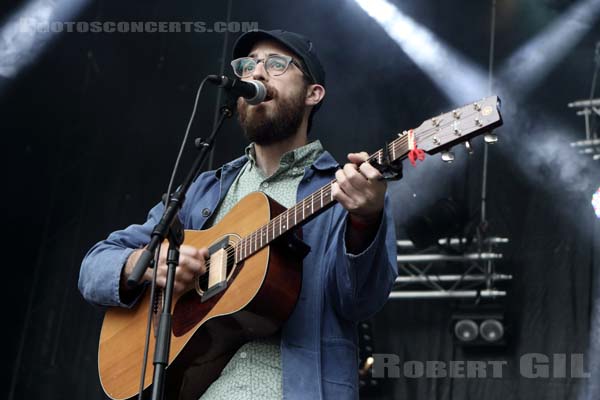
[79,29,398,399]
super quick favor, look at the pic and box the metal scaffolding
[389,237,511,299]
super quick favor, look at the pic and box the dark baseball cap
[232,29,326,88]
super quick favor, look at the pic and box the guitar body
[98,192,303,400]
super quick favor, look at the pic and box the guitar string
[194,105,496,285]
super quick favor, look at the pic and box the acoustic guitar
[98,96,503,399]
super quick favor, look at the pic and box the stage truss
[390,237,511,299]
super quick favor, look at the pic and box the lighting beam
[354,0,489,105]
[0,0,88,79]
[499,0,600,96]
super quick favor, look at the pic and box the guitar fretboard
[234,135,411,262]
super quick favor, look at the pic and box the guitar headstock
[410,96,503,155]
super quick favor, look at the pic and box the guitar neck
[234,138,410,262]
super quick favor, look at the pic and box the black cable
[208,0,233,170]
[165,76,211,200]
[137,246,162,400]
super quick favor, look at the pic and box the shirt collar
[244,140,325,171]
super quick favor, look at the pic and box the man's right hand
[121,244,208,298]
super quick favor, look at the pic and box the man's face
[237,40,309,145]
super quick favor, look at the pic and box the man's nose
[251,61,268,81]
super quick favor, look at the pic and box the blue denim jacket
[79,150,398,399]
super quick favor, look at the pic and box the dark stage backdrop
[2,0,599,399]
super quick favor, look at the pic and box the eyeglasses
[230,54,309,80]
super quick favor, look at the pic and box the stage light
[592,187,600,219]
[0,0,88,79]
[353,0,488,105]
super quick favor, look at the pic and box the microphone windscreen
[246,80,267,105]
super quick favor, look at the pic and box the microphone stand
[128,92,237,400]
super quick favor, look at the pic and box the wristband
[348,215,378,230]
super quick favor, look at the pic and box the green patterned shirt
[200,140,324,400]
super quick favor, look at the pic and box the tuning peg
[441,151,455,163]
[464,140,474,154]
[484,133,498,143]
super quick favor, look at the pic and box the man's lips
[251,95,273,105]
[263,87,275,102]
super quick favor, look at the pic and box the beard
[237,82,306,146]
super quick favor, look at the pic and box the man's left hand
[331,152,387,226]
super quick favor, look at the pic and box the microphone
[207,75,267,105]
[567,98,600,108]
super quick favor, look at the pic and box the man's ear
[306,84,325,107]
